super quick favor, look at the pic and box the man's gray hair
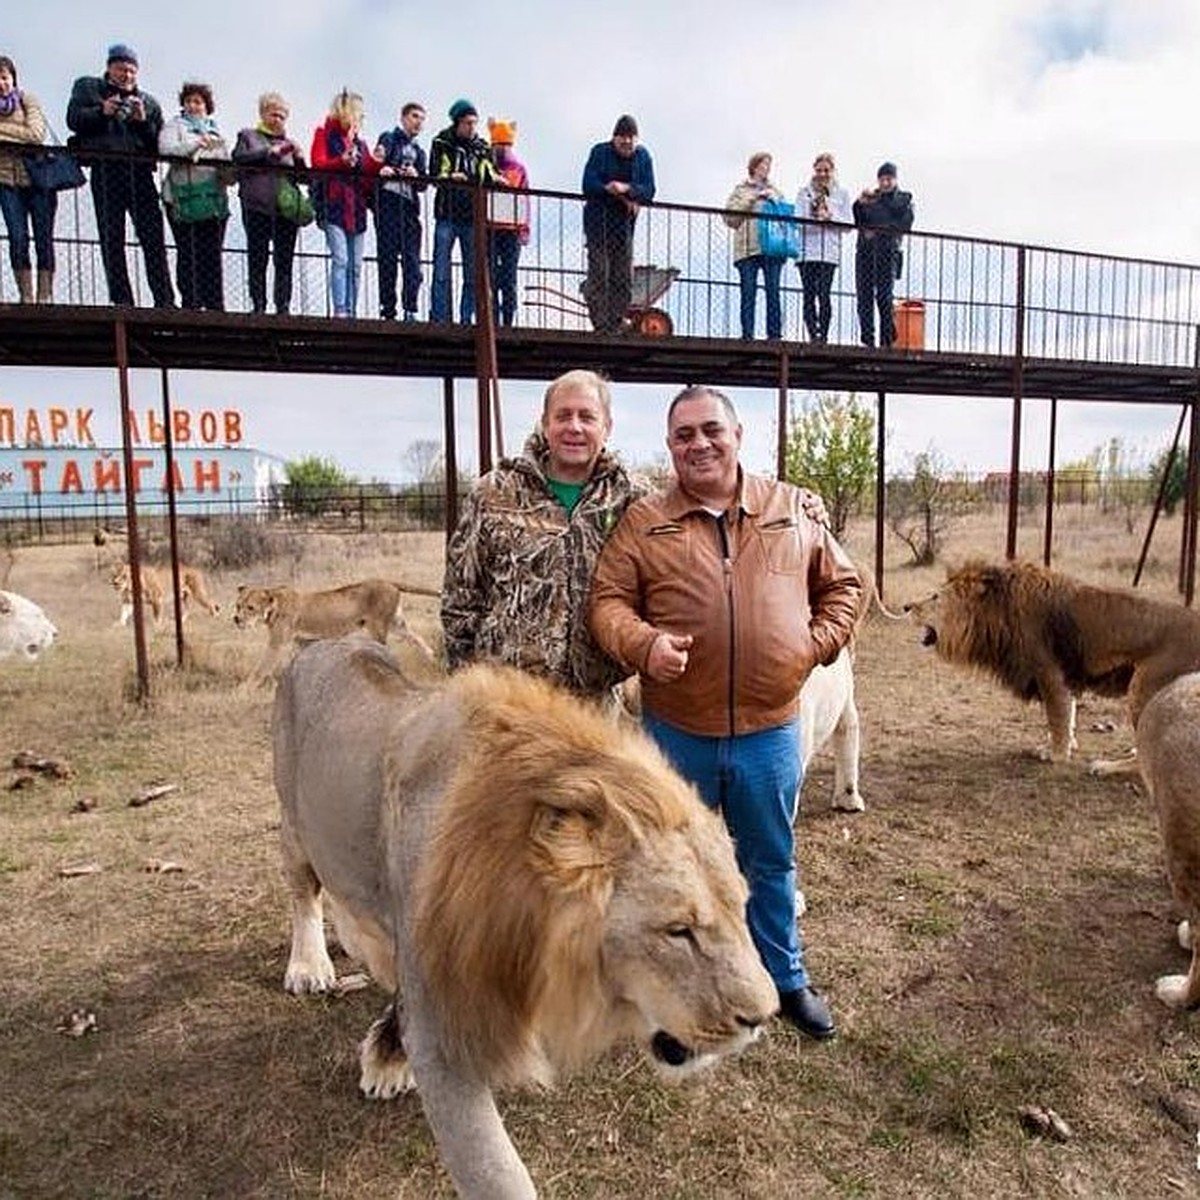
[666,385,739,426]
[542,370,613,422]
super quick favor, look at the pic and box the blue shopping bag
[756,198,801,259]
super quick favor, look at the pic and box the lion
[273,635,778,1199]
[905,560,1200,762]
[0,590,57,661]
[1135,671,1200,1009]
[233,578,437,683]
[109,562,220,628]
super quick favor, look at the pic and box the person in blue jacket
[373,101,427,321]
[580,114,655,334]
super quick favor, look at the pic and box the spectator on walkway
[159,81,230,311]
[796,151,852,343]
[853,161,914,348]
[441,368,643,699]
[429,98,495,324]
[485,118,529,327]
[66,43,174,307]
[0,54,56,304]
[724,151,786,340]
[310,89,379,319]
[232,91,305,316]
[373,101,427,322]
[589,384,861,1041]
[581,114,655,334]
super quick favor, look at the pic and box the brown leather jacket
[589,471,862,736]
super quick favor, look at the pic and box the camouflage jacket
[441,433,646,696]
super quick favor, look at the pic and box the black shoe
[778,987,837,1040]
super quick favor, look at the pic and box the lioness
[906,560,1200,761]
[233,578,437,682]
[274,636,777,1199]
[1136,672,1200,1009]
[110,562,220,628]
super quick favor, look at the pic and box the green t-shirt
[547,478,585,514]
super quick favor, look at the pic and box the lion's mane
[405,666,700,1087]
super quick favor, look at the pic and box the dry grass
[2,509,1199,1198]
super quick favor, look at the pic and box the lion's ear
[264,596,279,625]
[529,792,631,878]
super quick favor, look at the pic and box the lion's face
[109,563,133,597]
[233,586,276,628]
[602,809,778,1078]
[904,588,943,648]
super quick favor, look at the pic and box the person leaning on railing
[372,101,427,322]
[232,92,305,316]
[310,89,380,320]
[795,151,852,344]
[580,114,655,335]
[428,98,496,325]
[485,118,530,328]
[0,55,55,304]
[159,81,231,312]
[66,43,175,308]
[852,160,914,348]
[723,152,786,341]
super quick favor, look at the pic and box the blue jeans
[489,229,521,326]
[324,224,365,317]
[644,712,806,992]
[430,218,475,323]
[0,183,57,273]
[736,254,783,339]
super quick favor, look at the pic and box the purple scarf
[0,90,22,119]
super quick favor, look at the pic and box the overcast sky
[3,0,1197,480]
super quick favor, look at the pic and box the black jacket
[852,187,914,247]
[66,74,164,164]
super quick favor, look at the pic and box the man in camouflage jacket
[441,370,645,698]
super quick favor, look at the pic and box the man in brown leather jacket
[590,385,861,1039]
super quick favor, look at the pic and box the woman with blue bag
[0,55,56,304]
[723,152,789,340]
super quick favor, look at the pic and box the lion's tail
[391,580,443,598]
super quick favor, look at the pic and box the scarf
[0,89,22,119]
[181,111,219,137]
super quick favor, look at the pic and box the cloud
[5,0,1197,478]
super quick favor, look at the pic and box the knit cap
[107,43,138,67]
[877,161,898,178]
[448,98,477,122]
[488,118,516,146]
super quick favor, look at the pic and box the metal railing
[1,145,1199,368]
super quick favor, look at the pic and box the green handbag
[172,178,229,224]
[277,177,315,227]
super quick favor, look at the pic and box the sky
[2,0,1198,482]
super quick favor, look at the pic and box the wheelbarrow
[526,264,680,336]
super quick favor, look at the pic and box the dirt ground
[2,508,1199,1199]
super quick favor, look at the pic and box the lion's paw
[832,791,865,813]
[1178,921,1193,952]
[1154,973,1191,1007]
[359,1053,414,1100]
[284,955,337,995]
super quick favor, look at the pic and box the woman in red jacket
[310,90,379,317]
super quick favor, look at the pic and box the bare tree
[888,448,964,567]
[403,439,444,487]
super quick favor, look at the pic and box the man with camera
[852,161,913,348]
[67,43,174,307]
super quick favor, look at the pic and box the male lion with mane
[273,635,777,1199]
[906,559,1200,762]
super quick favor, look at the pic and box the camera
[113,96,135,122]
